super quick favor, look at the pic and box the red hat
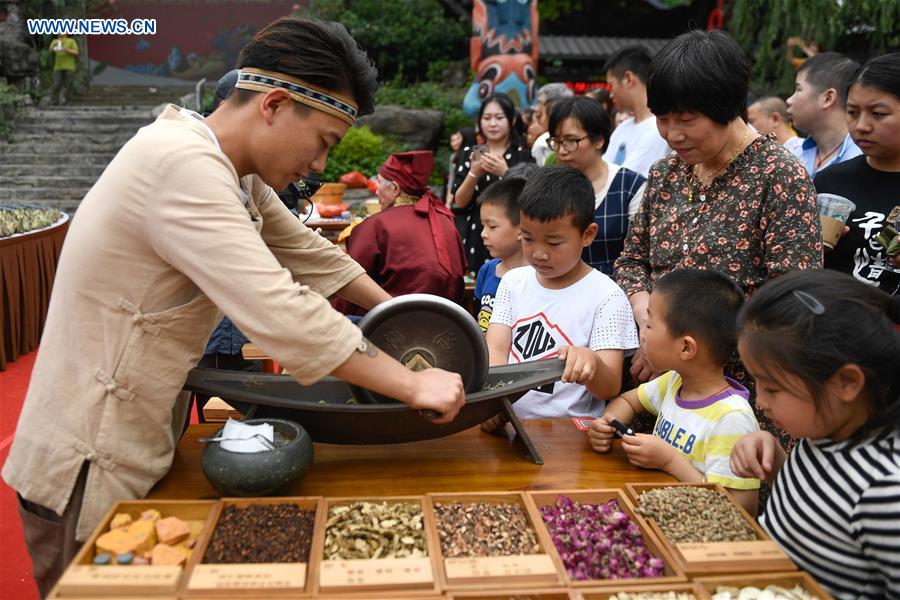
[379,151,434,196]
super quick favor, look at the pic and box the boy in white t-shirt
[483,166,639,430]
[588,269,760,514]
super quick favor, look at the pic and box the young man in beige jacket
[2,17,465,598]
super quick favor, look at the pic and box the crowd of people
[345,29,900,599]
[5,15,898,600]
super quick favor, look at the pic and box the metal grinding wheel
[351,294,489,404]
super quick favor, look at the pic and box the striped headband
[235,67,358,125]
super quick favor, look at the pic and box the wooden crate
[182,497,323,598]
[525,489,686,589]
[624,483,794,575]
[426,491,564,592]
[447,590,576,599]
[695,571,833,599]
[576,582,708,599]
[201,397,243,422]
[55,500,217,598]
[314,495,441,597]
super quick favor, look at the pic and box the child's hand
[480,412,508,433]
[587,415,616,453]
[621,433,677,471]
[558,346,598,385]
[730,431,780,481]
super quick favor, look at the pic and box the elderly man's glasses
[547,136,589,152]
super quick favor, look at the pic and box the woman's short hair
[548,96,613,153]
[647,29,750,125]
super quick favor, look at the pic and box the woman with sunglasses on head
[816,53,900,294]
[452,93,534,272]
[549,96,646,276]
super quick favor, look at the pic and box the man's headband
[235,67,358,125]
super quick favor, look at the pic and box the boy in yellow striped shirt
[588,269,760,514]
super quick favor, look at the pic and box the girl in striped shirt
[731,269,900,599]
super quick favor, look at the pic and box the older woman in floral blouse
[614,30,822,388]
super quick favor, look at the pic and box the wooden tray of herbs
[695,571,833,599]
[426,491,563,591]
[314,495,440,597]
[526,489,686,589]
[182,497,322,598]
[55,500,217,598]
[625,483,795,575]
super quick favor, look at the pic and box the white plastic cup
[816,193,856,249]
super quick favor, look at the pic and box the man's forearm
[335,273,391,310]
[331,338,414,403]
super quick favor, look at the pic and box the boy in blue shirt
[475,177,527,331]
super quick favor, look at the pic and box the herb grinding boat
[183,295,564,445]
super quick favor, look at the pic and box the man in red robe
[336,151,467,316]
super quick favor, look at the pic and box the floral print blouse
[614,134,823,297]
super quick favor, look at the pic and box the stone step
[0,150,114,164]
[0,164,107,177]
[18,110,151,121]
[2,133,135,147]
[0,187,90,201]
[14,121,150,134]
[3,175,99,188]
[20,106,152,117]
[28,105,154,115]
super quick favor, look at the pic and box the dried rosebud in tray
[324,501,427,560]
[539,495,664,581]
[635,487,756,544]
[204,504,315,563]
[433,501,541,557]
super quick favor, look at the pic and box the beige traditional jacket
[2,105,364,540]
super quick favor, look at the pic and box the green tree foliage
[730,0,900,96]
[306,0,468,84]
[320,126,407,183]
[539,0,583,23]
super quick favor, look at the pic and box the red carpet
[0,350,200,599]
[1,350,39,600]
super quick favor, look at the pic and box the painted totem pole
[463,0,539,117]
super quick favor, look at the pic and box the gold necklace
[688,127,752,202]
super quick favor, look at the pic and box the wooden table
[149,419,674,500]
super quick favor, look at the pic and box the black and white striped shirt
[761,428,900,599]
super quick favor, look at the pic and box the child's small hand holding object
[557,346,598,384]
[621,433,678,471]
[587,415,616,453]
[730,430,784,483]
